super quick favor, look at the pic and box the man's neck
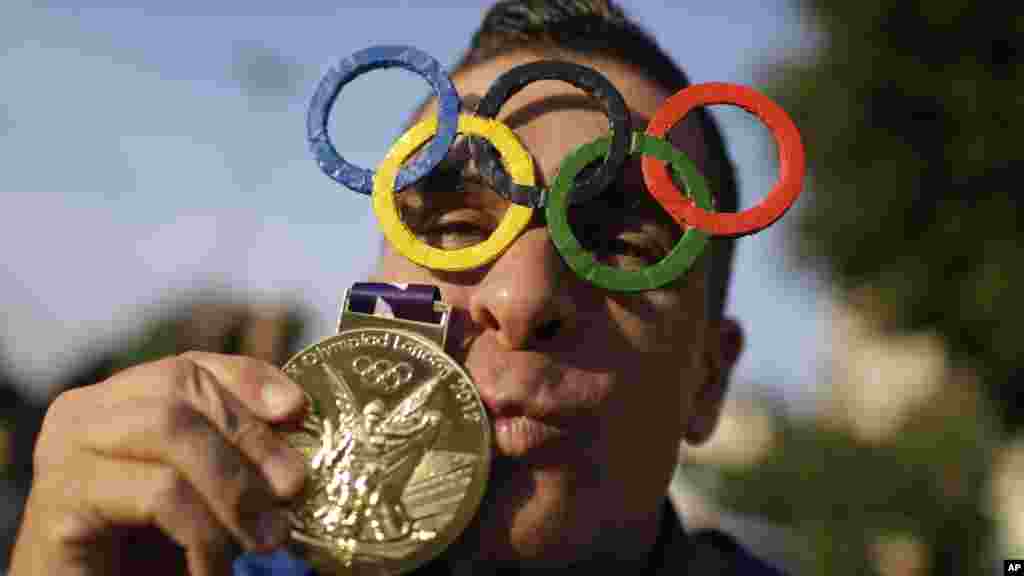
[437,501,673,575]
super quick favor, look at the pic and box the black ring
[470,61,632,207]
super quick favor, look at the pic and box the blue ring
[306,45,460,194]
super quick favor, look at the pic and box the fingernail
[262,377,300,415]
[259,508,291,549]
[264,445,306,497]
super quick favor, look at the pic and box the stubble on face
[372,50,716,567]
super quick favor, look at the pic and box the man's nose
[467,227,575,350]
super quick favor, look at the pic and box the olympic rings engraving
[352,355,414,394]
[307,44,805,290]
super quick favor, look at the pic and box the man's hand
[8,352,308,576]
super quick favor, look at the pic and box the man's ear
[684,316,744,445]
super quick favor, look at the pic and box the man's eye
[421,220,492,249]
[588,234,666,270]
[608,239,661,267]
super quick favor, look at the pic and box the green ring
[546,132,712,292]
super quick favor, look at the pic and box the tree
[773,0,1023,433]
[699,3,1019,572]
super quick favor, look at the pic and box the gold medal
[277,287,490,575]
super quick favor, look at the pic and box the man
[8,1,787,574]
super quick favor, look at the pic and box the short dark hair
[455,0,739,318]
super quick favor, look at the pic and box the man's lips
[461,349,603,459]
[446,311,606,458]
[478,365,583,458]
[492,415,567,458]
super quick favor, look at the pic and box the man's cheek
[604,303,666,352]
[374,250,430,281]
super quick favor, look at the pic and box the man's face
[371,51,738,566]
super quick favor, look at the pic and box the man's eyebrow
[502,92,603,128]
[415,91,650,131]
[489,93,652,134]
[413,90,662,202]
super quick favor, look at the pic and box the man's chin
[445,456,582,566]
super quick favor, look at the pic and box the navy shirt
[233,503,789,575]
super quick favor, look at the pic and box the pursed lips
[464,347,605,459]
[445,309,608,459]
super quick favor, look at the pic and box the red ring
[642,82,806,237]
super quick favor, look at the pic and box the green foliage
[774,0,1023,432]
[712,394,997,575]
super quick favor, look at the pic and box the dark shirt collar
[419,499,691,576]
[233,499,789,575]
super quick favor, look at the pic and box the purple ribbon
[348,283,443,324]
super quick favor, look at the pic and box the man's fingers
[179,351,306,422]
[108,352,306,422]
[16,353,309,576]
[73,397,293,552]
[171,354,308,499]
[176,353,308,498]
[85,353,308,499]
[75,455,243,576]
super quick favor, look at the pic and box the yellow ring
[373,114,535,271]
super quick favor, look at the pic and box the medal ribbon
[347,282,444,324]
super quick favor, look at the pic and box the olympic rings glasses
[306,44,806,292]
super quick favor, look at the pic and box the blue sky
[1,0,825,407]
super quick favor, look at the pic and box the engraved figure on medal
[282,329,488,573]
